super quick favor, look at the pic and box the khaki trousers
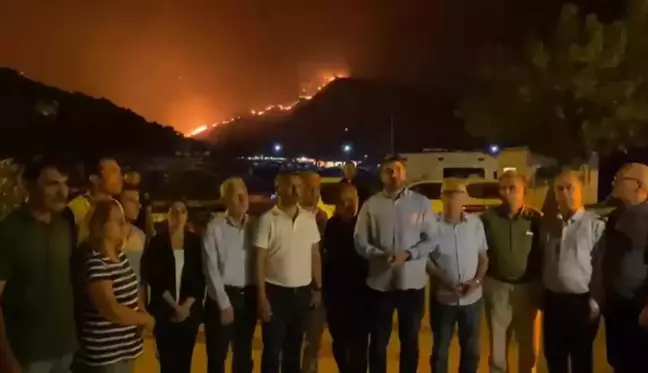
[483,277,541,373]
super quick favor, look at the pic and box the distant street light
[489,145,500,154]
[273,143,282,153]
[343,144,352,153]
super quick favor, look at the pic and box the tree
[457,0,648,162]
[0,159,25,219]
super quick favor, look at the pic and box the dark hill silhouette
[198,77,484,157]
[0,67,198,160]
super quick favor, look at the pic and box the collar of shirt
[380,188,410,200]
[225,213,248,228]
[271,204,305,219]
[438,212,468,225]
[557,208,585,225]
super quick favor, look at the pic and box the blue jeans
[430,299,482,373]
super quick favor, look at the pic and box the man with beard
[0,159,77,373]
[255,172,322,373]
[355,154,438,373]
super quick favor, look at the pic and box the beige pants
[483,277,541,373]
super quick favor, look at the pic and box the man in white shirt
[255,171,322,373]
[542,170,604,373]
[203,178,258,373]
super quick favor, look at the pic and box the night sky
[0,0,619,134]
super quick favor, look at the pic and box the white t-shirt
[254,205,320,287]
[173,250,185,300]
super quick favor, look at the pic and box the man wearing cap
[427,179,489,373]
[480,170,543,373]
[542,171,604,373]
[592,163,648,372]
[355,154,438,373]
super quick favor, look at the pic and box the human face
[441,190,467,216]
[277,175,301,207]
[343,163,356,180]
[225,184,249,217]
[120,190,141,223]
[554,173,583,213]
[335,187,358,218]
[97,159,123,196]
[104,204,127,247]
[169,201,188,230]
[380,161,406,191]
[612,169,641,203]
[300,179,321,208]
[498,176,525,209]
[31,167,69,213]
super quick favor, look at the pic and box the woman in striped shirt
[73,199,155,373]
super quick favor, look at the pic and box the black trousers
[261,283,311,373]
[325,287,370,373]
[603,297,648,373]
[204,286,258,373]
[369,288,425,373]
[155,317,200,373]
[542,290,599,373]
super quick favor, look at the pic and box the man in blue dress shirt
[354,154,438,373]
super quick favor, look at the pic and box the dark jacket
[322,215,368,299]
[598,202,648,300]
[141,229,205,321]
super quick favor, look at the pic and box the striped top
[77,249,144,366]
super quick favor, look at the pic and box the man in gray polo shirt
[427,179,489,373]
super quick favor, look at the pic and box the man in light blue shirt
[541,170,603,373]
[354,154,438,373]
[427,179,488,373]
[203,177,258,373]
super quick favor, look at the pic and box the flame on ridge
[187,72,348,138]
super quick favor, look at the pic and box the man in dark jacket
[593,163,648,373]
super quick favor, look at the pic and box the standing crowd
[1,154,648,373]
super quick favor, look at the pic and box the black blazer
[141,229,205,321]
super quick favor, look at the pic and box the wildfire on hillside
[187,71,348,138]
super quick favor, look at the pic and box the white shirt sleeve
[202,220,231,310]
[254,213,272,250]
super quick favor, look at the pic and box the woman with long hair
[141,200,205,373]
[74,199,155,373]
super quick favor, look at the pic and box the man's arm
[405,203,438,260]
[202,222,232,311]
[354,202,384,259]
[473,219,489,282]
[254,215,271,301]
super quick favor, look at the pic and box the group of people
[1,154,648,373]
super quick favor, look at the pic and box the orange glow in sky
[187,70,349,137]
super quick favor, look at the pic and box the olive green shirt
[0,208,77,364]
[480,206,543,283]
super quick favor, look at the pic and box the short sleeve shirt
[254,205,320,287]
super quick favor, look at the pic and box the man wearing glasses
[593,163,648,373]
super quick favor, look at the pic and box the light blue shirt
[429,213,488,306]
[542,209,605,294]
[354,188,438,292]
[203,213,257,310]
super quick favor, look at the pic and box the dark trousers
[325,289,370,373]
[603,297,648,373]
[430,299,481,373]
[261,283,311,373]
[154,317,200,373]
[542,290,599,373]
[204,286,258,373]
[369,288,425,373]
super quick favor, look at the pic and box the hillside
[0,68,196,160]
[197,77,484,157]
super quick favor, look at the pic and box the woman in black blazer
[141,200,205,373]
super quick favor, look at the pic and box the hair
[86,198,124,250]
[220,177,246,200]
[381,154,407,166]
[85,156,117,177]
[555,169,584,186]
[274,170,297,188]
[23,157,68,183]
[498,170,528,188]
[299,171,321,186]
